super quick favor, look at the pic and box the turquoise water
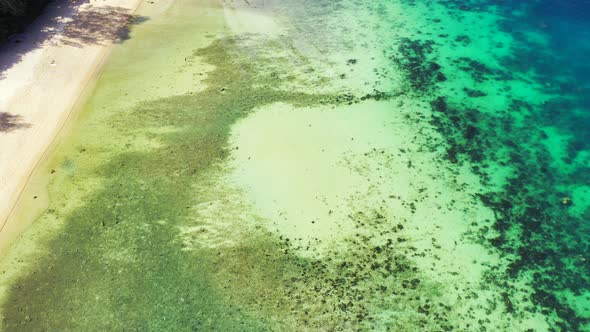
[415,1,590,329]
[0,0,588,330]
[398,0,590,329]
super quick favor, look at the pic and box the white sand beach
[0,0,146,253]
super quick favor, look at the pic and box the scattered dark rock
[463,87,487,97]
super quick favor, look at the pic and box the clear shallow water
[0,0,588,330]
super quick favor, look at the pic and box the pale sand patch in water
[227,99,549,329]
[223,0,285,38]
[228,101,402,250]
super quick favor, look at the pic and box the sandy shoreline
[0,0,146,253]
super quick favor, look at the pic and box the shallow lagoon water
[0,0,588,330]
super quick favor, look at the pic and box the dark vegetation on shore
[0,0,148,80]
[0,0,51,42]
[0,111,30,132]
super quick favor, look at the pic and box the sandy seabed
[0,0,588,330]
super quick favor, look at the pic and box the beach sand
[0,0,147,253]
